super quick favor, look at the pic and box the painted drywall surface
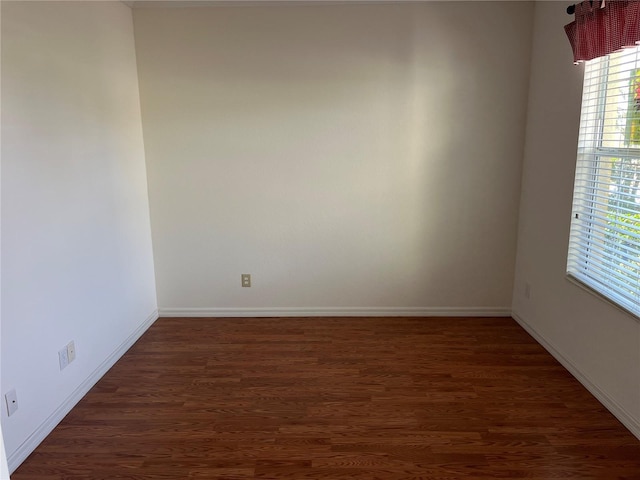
[134,2,534,312]
[1,1,157,461]
[0,1,8,478]
[0,429,8,480]
[512,3,640,428]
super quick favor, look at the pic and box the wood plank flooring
[11,317,640,479]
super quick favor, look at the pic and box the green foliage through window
[625,69,640,145]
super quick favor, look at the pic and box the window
[568,46,640,316]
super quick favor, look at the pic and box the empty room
[2,0,640,478]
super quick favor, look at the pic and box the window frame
[567,47,640,319]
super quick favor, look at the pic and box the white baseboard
[512,312,640,442]
[7,309,160,474]
[159,306,512,318]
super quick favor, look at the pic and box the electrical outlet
[241,274,251,287]
[67,341,76,363]
[524,282,531,300]
[5,389,18,416]
[59,346,69,370]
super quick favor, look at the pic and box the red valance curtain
[565,0,640,63]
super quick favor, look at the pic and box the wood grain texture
[11,317,640,479]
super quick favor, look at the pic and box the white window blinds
[568,46,640,316]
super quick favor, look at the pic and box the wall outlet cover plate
[5,389,18,416]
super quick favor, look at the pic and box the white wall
[1,1,158,471]
[133,2,534,316]
[0,429,8,480]
[512,2,640,438]
[0,1,8,477]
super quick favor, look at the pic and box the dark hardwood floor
[12,317,640,479]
